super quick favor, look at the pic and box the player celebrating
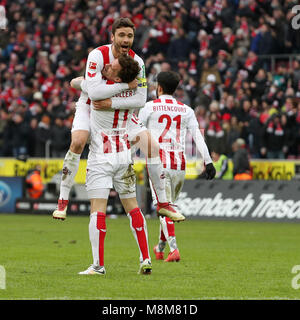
[138,71,216,262]
[76,54,151,275]
[52,17,184,223]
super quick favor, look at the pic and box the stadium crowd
[0,0,300,160]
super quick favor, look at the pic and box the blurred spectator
[35,114,51,157]
[211,149,233,180]
[27,117,38,157]
[224,115,241,157]
[261,113,288,159]
[198,73,222,108]
[205,101,226,154]
[232,138,252,180]
[272,63,288,92]
[25,165,44,199]
[11,112,29,158]
[50,113,71,158]
[167,27,191,68]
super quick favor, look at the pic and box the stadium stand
[0,0,299,160]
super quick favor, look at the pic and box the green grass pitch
[0,213,300,300]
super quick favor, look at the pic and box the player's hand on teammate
[93,98,112,110]
[70,76,84,89]
[128,79,138,90]
[205,163,216,180]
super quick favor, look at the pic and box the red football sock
[89,211,106,267]
[128,208,150,261]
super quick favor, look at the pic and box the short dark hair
[118,54,140,83]
[112,18,135,35]
[157,71,180,95]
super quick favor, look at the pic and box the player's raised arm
[82,49,130,100]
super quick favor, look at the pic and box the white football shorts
[86,155,136,200]
[71,102,91,133]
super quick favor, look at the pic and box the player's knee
[147,131,159,158]
[138,130,159,158]
[70,136,87,154]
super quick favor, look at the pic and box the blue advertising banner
[0,177,23,213]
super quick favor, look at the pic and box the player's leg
[53,130,89,220]
[79,165,112,275]
[53,102,90,220]
[128,117,185,222]
[78,196,109,275]
[115,163,151,274]
[153,226,166,260]
[153,170,185,262]
[121,197,152,275]
[151,173,172,260]
[163,170,185,262]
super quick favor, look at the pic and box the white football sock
[160,216,178,252]
[89,212,106,267]
[59,150,81,200]
[147,156,167,203]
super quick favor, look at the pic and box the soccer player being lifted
[139,71,216,262]
[52,17,185,223]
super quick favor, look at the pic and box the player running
[52,17,184,223]
[138,71,216,262]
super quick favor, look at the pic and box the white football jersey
[139,94,212,171]
[80,44,146,162]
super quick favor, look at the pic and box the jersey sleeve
[83,49,129,100]
[138,102,151,126]
[187,108,212,165]
[110,57,147,110]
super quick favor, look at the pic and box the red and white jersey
[82,44,146,163]
[139,95,212,171]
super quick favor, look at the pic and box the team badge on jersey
[88,72,96,78]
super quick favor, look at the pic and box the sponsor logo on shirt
[89,61,97,70]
